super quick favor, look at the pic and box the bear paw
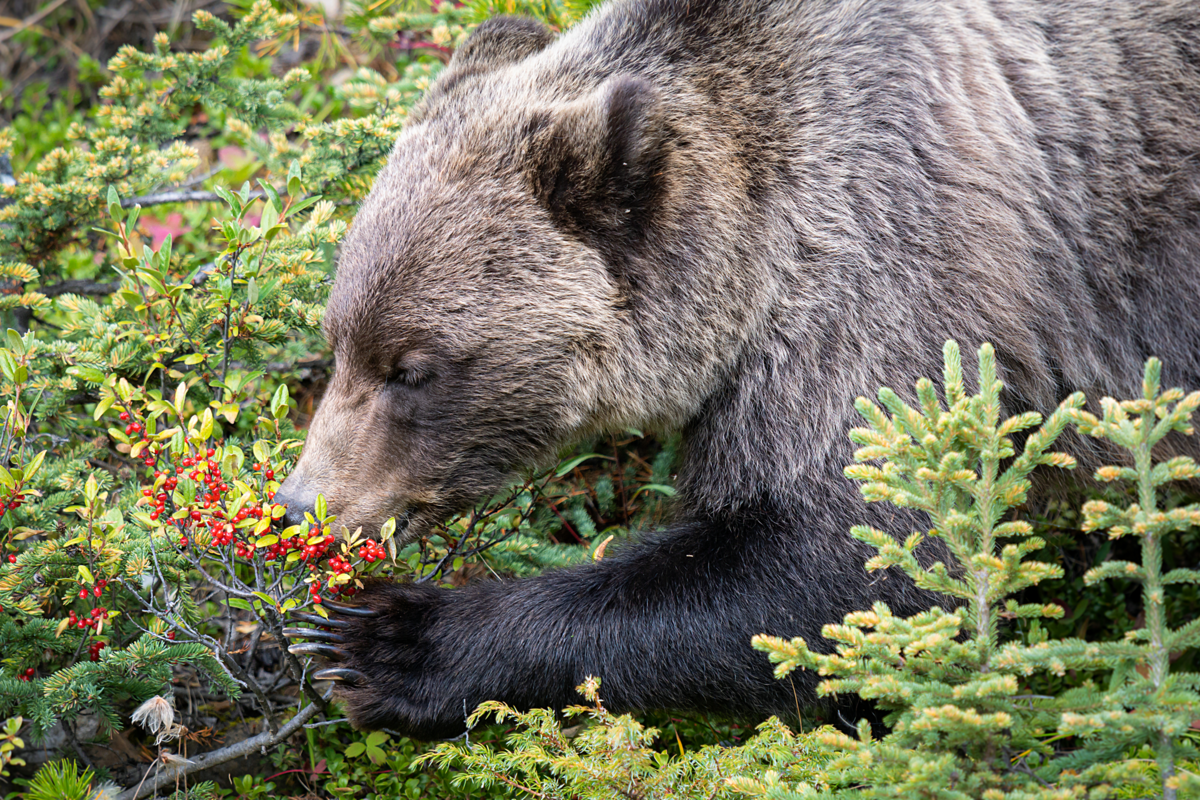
[282,581,462,738]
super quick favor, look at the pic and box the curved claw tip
[322,598,380,617]
[287,611,351,629]
[282,627,346,644]
[313,667,367,685]
[288,642,346,660]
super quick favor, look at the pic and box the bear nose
[274,474,317,530]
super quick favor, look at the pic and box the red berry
[79,588,88,599]
[179,536,189,548]
[119,411,130,421]
[166,630,175,640]
[6,554,14,564]
[93,586,102,598]
[206,448,215,457]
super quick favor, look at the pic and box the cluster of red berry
[16,667,35,682]
[298,527,337,562]
[66,606,108,631]
[0,490,25,518]
[357,539,386,562]
[113,402,386,613]
[143,476,178,521]
[77,578,109,599]
[262,532,304,563]
[88,641,106,661]
[119,411,159,469]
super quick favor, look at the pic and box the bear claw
[287,611,352,628]
[313,668,366,685]
[282,627,346,644]
[322,598,381,617]
[288,642,347,660]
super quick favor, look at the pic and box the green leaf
[251,591,276,606]
[93,396,115,421]
[258,202,279,237]
[227,597,253,611]
[344,742,366,759]
[71,366,108,384]
[107,185,124,222]
[6,329,24,356]
[247,277,259,305]
[380,517,396,542]
[555,453,609,477]
[213,184,240,213]
[631,483,677,498]
[271,384,290,420]
[23,450,45,481]
[287,160,303,199]
[315,493,327,521]
[258,178,282,213]
[282,195,320,219]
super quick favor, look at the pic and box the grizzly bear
[279,0,1200,737]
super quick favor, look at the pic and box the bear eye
[386,366,429,388]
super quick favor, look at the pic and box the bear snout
[275,475,318,530]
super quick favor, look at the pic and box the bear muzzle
[274,473,319,531]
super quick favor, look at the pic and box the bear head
[275,17,761,543]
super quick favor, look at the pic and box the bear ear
[525,75,670,257]
[446,16,556,76]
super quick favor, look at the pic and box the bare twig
[120,189,265,207]
[0,0,72,44]
[115,696,327,800]
[37,279,120,297]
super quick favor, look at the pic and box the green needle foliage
[747,343,1200,799]
[419,677,829,800]
[997,360,1200,799]
[752,341,1089,799]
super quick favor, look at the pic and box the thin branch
[0,0,71,44]
[120,189,266,207]
[37,279,120,297]
[115,697,327,800]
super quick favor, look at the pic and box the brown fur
[277,0,1200,735]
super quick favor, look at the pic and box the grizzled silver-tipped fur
[276,0,1200,736]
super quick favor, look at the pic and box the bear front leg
[282,513,887,738]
